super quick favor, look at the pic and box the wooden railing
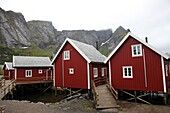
[91,81,99,107]
[0,79,16,100]
[94,77,107,86]
[0,105,5,113]
[0,79,5,88]
[106,80,118,100]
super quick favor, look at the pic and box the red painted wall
[109,36,164,92]
[3,66,14,80]
[90,63,108,83]
[16,67,52,82]
[54,42,88,89]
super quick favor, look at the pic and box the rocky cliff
[0,7,128,63]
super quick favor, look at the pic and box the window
[166,65,168,77]
[38,70,42,74]
[123,66,133,78]
[93,68,98,78]
[64,50,70,60]
[101,68,107,76]
[69,68,74,74]
[25,70,32,77]
[131,44,142,57]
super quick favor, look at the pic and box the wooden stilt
[70,88,72,96]
[55,90,57,96]
[163,93,167,105]
[120,90,151,105]
[134,91,137,102]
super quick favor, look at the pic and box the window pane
[134,48,137,55]
[137,45,141,54]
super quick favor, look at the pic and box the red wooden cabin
[52,38,107,89]
[3,62,14,80]
[13,56,53,84]
[105,32,170,94]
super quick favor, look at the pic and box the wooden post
[163,93,167,105]
[70,88,72,96]
[55,90,57,96]
[134,91,137,102]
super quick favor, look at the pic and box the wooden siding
[15,67,52,82]
[3,66,14,80]
[90,63,107,84]
[110,36,165,92]
[54,42,88,89]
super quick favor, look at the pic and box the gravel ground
[0,98,170,113]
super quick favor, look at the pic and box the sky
[1,0,170,53]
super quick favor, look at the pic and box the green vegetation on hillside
[0,44,56,65]
[0,65,3,75]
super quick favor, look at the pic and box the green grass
[0,65,3,75]
[0,44,57,65]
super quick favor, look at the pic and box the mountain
[0,7,127,64]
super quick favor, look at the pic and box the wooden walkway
[0,79,16,100]
[95,84,119,109]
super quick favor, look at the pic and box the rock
[0,8,31,47]
[0,7,127,57]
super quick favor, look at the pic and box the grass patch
[0,44,57,65]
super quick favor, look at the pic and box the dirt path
[0,99,170,113]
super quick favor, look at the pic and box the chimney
[127,29,131,33]
[145,37,148,43]
[96,41,99,50]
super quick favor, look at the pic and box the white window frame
[64,50,70,60]
[93,68,98,78]
[38,69,42,74]
[131,44,142,57]
[101,68,107,77]
[25,70,32,77]
[122,66,133,78]
[69,68,74,74]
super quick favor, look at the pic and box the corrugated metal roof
[51,38,106,64]
[13,56,52,67]
[4,62,14,70]
[70,39,106,63]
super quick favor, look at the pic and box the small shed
[51,38,107,89]
[3,62,14,80]
[105,32,170,93]
[13,56,53,83]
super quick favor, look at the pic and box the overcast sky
[1,0,170,53]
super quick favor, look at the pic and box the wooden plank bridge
[92,79,119,109]
[0,79,16,100]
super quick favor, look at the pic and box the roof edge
[51,38,91,64]
[105,32,169,63]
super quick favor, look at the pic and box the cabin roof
[13,56,52,67]
[105,32,170,63]
[51,38,106,64]
[3,62,14,70]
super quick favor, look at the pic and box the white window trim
[64,50,70,60]
[122,66,133,78]
[69,68,74,74]
[93,68,98,78]
[38,69,42,74]
[131,44,142,57]
[25,70,32,77]
[101,68,107,77]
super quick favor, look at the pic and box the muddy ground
[1,98,170,113]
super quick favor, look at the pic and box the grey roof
[13,56,52,67]
[4,62,14,70]
[51,38,106,64]
[70,39,106,63]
